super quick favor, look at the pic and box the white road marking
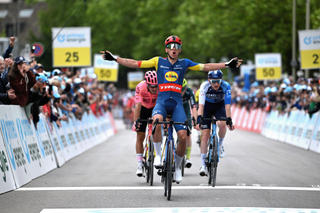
[16,185,320,191]
[39,207,320,213]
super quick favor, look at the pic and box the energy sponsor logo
[159,83,182,93]
[257,57,279,65]
[304,35,320,45]
[164,71,178,82]
[57,33,86,43]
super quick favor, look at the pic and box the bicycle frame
[208,121,219,163]
[162,123,175,168]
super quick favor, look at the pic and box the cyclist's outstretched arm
[202,57,243,71]
[100,50,139,68]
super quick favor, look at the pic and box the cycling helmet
[164,35,182,46]
[145,70,157,85]
[182,78,187,87]
[208,70,223,79]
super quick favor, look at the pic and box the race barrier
[0,105,116,195]
[232,104,320,155]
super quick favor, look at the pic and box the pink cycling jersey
[135,80,158,109]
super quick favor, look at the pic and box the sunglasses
[147,84,157,88]
[165,43,181,49]
[210,79,222,84]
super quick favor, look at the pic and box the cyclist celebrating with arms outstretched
[132,71,158,177]
[196,70,235,177]
[101,35,242,183]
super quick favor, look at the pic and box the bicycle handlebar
[199,117,228,125]
[152,118,191,136]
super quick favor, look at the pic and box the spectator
[2,37,15,59]
[34,63,44,73]
[0,56,16,104]
[8,56,36,107]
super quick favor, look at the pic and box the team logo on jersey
[165,71,178,82]
[159,83,182,93]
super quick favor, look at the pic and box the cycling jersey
[199,80,231,130]
[139,57,204,100]
[195,89,200,103]
[138,57,204,132]
[199,80,231,105]
[182,87,197,129]
[182,87,197,109]
[135,80,158,109]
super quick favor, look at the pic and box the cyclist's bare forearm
[203,63,227,71]
[116,57,139,68]
[134,102,142,122]
[225,104,232,118]
[197,104,204,116]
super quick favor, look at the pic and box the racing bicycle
[136,118,154,185]
[199,117,227,187]
[152,116,190,200]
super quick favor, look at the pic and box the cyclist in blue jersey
[100,35,242,183]
[196,70,235,176]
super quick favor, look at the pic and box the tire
[148,136,154,186]
[165,140,173,200]
[181,156,185,176]
[211,135,218,187]
[143,139,149,183]
[207,138,212,185]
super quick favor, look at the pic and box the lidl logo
[165,71,178,82]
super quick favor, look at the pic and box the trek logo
[159,83,182,93]
[0,150,9,182]
[165,71,178,82]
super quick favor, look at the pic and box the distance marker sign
[52,27,91,67]
[299,29,320,69]
[94,54,118,82]
[255,53,282,80]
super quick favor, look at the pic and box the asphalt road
[1,119,320,213]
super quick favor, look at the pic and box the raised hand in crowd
[9,37,15,47]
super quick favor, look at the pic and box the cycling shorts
[152,98,187,132]
[202,100,226,130]
[137,106,154,133]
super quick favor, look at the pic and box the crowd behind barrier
[0,105,117,195]
[0,37,122,195]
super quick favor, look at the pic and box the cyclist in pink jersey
[132,71,158,177]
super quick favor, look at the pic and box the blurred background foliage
[26,0,320,87]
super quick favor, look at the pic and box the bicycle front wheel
[165,140,173,200]
[211,135,219,187]
[207,139,212,185]
[148,136,154,186]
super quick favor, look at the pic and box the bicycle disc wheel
[211,135,219,187]
[148,136,154,186]
[166,141,173,200]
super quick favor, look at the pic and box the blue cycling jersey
[199,80,231,105]
[139,56,204,132]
